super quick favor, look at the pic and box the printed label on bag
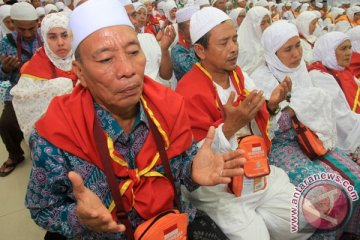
[254,176,266,192]
[164,224,183,240]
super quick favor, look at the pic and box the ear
[193,43,206,61]
[72,60,87,88]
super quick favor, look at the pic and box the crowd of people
[0,0,359,239]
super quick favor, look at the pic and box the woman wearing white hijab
[237,6,271,74]
[348,26,360,78]
[295,11,319,64]
[251,21,360,237]
[44,3,58,14]
[228,7,246,29]
[346,5,360,27]
[308,32,360,164]
[11,13,77,143]
[0,5,14,38]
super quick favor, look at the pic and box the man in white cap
[0,2,42,177]
[171,4,199,80]
[25,0,246,239]
[195,0,210,8]
[211,0,226,12]
[176,7,314,239]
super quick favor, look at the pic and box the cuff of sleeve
[211,123,238,152]
[184,160,200,192]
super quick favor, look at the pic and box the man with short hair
[25,0,244,239]
[171,4,199,80]
[0,2,42,177]
[176,7,314,239]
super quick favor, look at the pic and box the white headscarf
[296,11,318,43]
[347,26,360,53]
[41,13,72,71]
[300,3,310,13]
[313,31,350,71]
[252,20,336,149]
[36,7,45,17]
[44,4,58,14]
[164,0,177,23]
[330,7,345,21]
[133,2,146,12]
[228,7,245,28]
[346,5,360,22]
[55,1,65,11]
[0,5,12,35]
[291,1,301,11]
[237,6,271,74]
[262,20,312,87]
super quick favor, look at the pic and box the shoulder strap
[6,33,32,59]
[93,118,134,240]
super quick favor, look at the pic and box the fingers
[225,91,236,107]
[69,171,86,200]
[81,212,125,233]
[202,126,215,149]
[1,55,20,72]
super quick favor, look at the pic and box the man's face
[214,0,226,12]
[73,26,146,114]
[13,20,38,42]
[276,36,302,68]
[124,4,139,30]
[195,20,238,73]
[31,0,41,8]
[136,8,147,28]
[179,20,191,43]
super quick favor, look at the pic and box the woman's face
[236,13,246,26]
[260,15,271,32]
[169,7,177,20]
[276,36,303,68]
[46,27,71,58]
[136,8,147,28]
[335,40,352,68]
[3,16,14,31]
[308,18,318,35]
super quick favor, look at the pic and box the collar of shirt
[94,101,149,143]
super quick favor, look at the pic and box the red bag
[292,116,328,160]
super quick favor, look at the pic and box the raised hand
[68,171,125,233]
[191,126,246,186]
[1,54,20,73]
[159,25,176,50]
[268,76,292,111]
[222,90,265,139]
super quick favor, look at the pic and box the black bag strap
[93,118,134,240]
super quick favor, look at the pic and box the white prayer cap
[300,3,310,13]
[55,1,65,10]
[69,0,133,51]
[122,0,132,6]
[44,4,58,14]
[255,0,269,8]
[157,1,166,11]
[133,2,146,12]
[195,0,210,7]
[0,4,11,22]
[10,2,38,21]
[347,26,360,53]
[313,31,349,70]
[139,0,150,4]
[285,2,291,7]
[190,6,230,44]
[291,1,301,11]
[315,2,323,8]
[18,0,31,2]
[176,4,199,23]
[164,0,177,13]
[36,6,45,16]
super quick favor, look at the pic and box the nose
[57,37,65,46]
[114,54,136,79]
[229,39,238,54]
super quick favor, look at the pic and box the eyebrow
[48,31,67,35]
[91,40,139,58]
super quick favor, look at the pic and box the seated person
[176,7,314,240]
[308,31,360,164]
[25,0,245,239]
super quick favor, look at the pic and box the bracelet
[266,100,280,115]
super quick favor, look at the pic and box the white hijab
[41,13,73,71]
[0,5,11,36]
[237,6,271,74]
[251,21,336,149]
[164,0,177,23]
[347,26,360,53]
[228,7,245,28]
[313,31,350,71]
[346,5,360,22]
[299,3,310,13]
[295,11,318,43]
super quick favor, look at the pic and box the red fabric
[299,34,314,48]
[20,47,77,86]
[308,61,360,113]
[176,63,271,151]
[35,76,193,220]
[178,32,190,49]
[144,15,160,36]
[349,52,360,78]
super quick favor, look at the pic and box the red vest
[176,63,271,151]
[349,51,360,78]
[20,47,77,85]
[35,77,193,220]
[308,61,360,113]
